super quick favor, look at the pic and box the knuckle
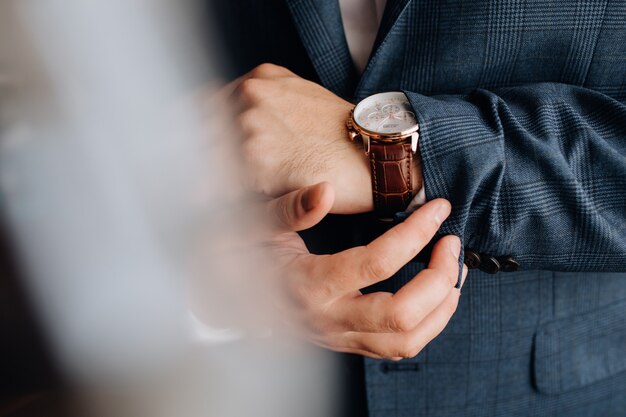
[238,78,265,99]
[252,63,280,76]
[395,339,423,359]
[414,223,434,245]
[388,302,418,333]
[362,255,393,280]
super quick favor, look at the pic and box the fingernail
[301,185,322,212]
[433,201,449,225]
[449,236,461,259]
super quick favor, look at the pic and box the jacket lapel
[284,0,357,98]
[372,0,413,53]
[355,0,413,98]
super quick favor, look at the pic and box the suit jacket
[207,0,626,416]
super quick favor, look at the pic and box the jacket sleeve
[404,83,626,273]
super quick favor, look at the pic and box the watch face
[353,92,418,135]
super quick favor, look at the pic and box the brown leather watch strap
[369,142,413,220]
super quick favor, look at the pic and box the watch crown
[346,118,359,141]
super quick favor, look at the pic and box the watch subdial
[396,110,416,122]
[366,111,386,122]
[381,104,401,116]
[360,110,386,128]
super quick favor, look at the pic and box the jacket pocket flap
[534,299,626,395]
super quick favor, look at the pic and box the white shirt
[338,0,387,73]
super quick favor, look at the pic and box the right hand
[214,63,374,214]
[263,182,467,360]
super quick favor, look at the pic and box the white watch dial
[354,92,417,135]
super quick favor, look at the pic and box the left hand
[188,181,464,359]
[254,183,463,359]
[227,63,374,214]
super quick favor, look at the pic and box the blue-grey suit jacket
[207,0,626,415]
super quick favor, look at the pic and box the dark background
[0,2,368,415]
[0,220,66,416]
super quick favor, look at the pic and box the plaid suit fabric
[285,0,357,97]
[406,86,626,274]
[365,267,626,417]
[352,0,626,275]
[207,0,626,415]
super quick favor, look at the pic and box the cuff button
[479,255,501,274]
[464,250,481,269]
[499,256,520,272]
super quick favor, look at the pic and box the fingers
[271,196,465,358]
[340,287,461,359]
[265,182,334,233]
[236,182,333,249]
[327,198,451,292]
[426,234,462,284]
[327,235,461,333]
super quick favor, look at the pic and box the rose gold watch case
[346,103,419,154]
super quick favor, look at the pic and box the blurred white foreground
[0,1,333,416]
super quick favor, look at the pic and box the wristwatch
[346,92,420,221]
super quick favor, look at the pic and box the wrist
[330,143,373,214]
[345,91,421,219]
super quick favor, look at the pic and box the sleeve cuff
[403,89,506,284]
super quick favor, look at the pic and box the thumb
[267,182,335,232]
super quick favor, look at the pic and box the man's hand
[264,182,466,359]
[228,63,376,214]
